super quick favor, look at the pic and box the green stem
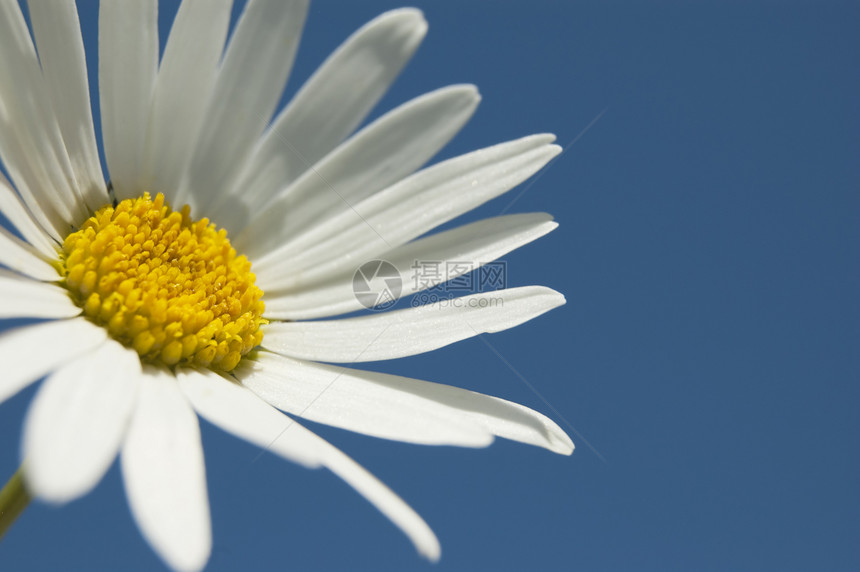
[0,465,30,541]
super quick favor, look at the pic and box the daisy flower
[0,0,572,570]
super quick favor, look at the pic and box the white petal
[177,368,440,561]
[0,270,80,319]
[240,351,572,455]
[253,135,560,280]
[261,213,557,319]
[262,286,565,362]
[236,352,491,447]
[234,85,480,254]
[0,318,107,406]
[179,0,308,212]
[141,0,232,203]
[0,225,59,281]
[28,0,108,212]
[0,172,58,258]
[99,0,158,200]
[233,9,427,215]
[122,366,211,572]
[0,0,85,235]
[22,341,141,503]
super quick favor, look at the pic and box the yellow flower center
[60,192,265,372]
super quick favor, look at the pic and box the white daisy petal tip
[418,530,441,562]
[532,132,558,146]
[353,8,428,65]
[540,286,566,311]
[21,341,141,504]
[450,82,480,99]
[380,7,428,42]
[20,461,71,506]
[535,212,559,228]
[541,220,561,238]
[509,286,566,320]
[440,83,481,112]
[545,420,575,456]
[123,366,211,572]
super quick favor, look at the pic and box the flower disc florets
[60,192,265,371]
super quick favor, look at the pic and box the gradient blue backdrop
[1,1,858,570]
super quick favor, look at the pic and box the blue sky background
[1,0,859,570]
